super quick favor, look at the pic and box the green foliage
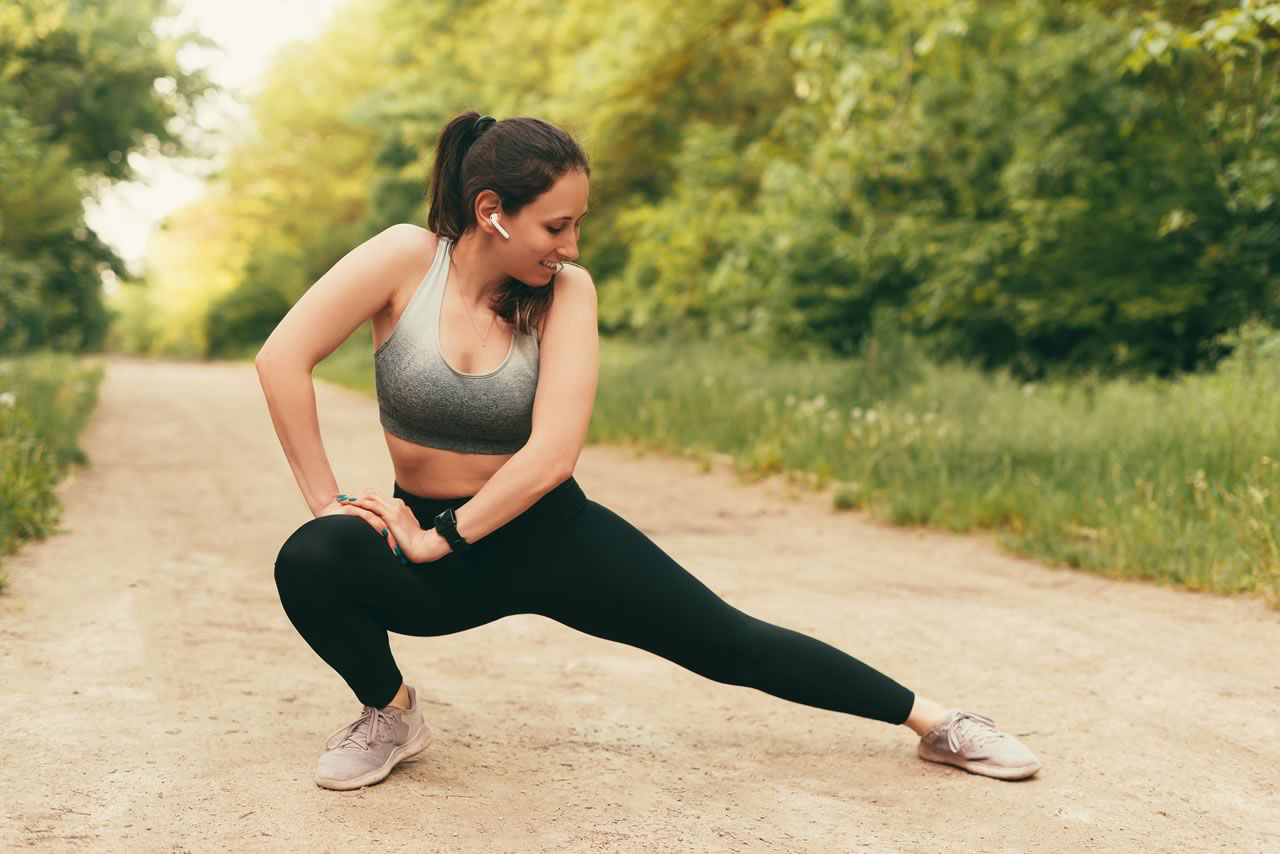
[0,352,104,593]
[123,0,1277,377]
[205,280,292,360]
[585,322,1280,606]
[735,0,1279,377]
[0,0,214,357]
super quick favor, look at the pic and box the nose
[558,233,580,262]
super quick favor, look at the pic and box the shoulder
[378,222,439,261]
[366,224,439,295]
[537,263,596,340]
[555,262,596,299]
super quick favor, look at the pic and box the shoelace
[324,704,398,752]
[944,711,1004,755]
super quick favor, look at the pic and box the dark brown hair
[426,111,590,337]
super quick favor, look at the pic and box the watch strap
[433,507,471,553]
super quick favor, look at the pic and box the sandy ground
[1,354,1277,853]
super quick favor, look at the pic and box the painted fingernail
[381,528,388,537]
[399,556,408,565]
[337,494,348,500]
[394,546,402,557]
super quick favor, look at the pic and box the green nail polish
[381,528,388,537]
[399,557,408,564]
[394,546,402,556]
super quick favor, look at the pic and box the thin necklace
[449,257,497,347]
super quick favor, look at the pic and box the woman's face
[506,170,589,287]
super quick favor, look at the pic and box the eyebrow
[551,210,589,221]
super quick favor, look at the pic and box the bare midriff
[380,430,513,498]
[369,228,531,499]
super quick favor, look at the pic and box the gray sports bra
[373,234,539,454]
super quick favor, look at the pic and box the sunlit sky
[83,0,352,276]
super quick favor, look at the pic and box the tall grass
[0,353,105,592]
[290,317,1280,607]
[591,324,1280,607]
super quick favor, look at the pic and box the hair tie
[472,114,496,135]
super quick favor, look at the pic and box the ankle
[385,681,411,712]
[903,696,953,736]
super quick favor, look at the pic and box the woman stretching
[256,111,1042,791]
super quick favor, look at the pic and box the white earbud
[488,212,510,239]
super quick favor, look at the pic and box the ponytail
[425,111,488,241]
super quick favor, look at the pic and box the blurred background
[1,0,1277,603]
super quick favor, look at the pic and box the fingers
[340,506,402,560]
[337,490,411,564]
[342,505,393,544]
[342,489,393,517]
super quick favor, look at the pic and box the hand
[334,488,443,564]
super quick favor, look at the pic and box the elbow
[528,447,574,490]
[254,341,283,366]
[553,461,576,488]
[522,437,575,488]
[254,346,308,377]
[541,459,573,491]
[254,353,277,387]
[254,334,289,370]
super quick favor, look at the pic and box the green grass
[263,319,1280,608]
[0,352,105,593]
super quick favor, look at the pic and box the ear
[473,189,504,230]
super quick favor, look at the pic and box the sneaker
[916,709,1041,780]
[313,684,433,790]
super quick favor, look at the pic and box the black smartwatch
[433,506,471,553]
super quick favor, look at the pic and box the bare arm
[255,224,430,516]
[255,361,342,516]
[446,265,599,547]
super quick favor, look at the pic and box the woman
[257,111,1042,791]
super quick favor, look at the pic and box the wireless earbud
[488,212,510,239]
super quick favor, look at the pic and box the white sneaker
[313,685,432,790]
[917,709,1041,780]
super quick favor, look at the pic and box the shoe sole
[314,719,434,791]
[917,741,1041,780]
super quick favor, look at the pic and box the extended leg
[507,501,916,725]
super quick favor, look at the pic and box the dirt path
[1,355,1277,852]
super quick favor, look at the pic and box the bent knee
[273,514,367,590]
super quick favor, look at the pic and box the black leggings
[273,476,915,725]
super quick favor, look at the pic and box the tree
[0,0,213,355]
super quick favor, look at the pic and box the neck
[448,229,508,310]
